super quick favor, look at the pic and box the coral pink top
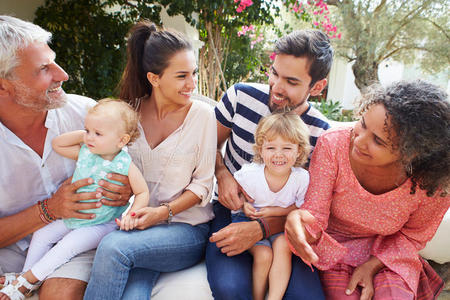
[300,127,449,295]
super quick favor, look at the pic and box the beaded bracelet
[43,198,57,220]
[38,199,56,223]
[37,202,50,224]
[160,203,173,224]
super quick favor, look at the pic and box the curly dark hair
[355,80,450,196]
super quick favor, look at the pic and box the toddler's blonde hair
[88,98,140,144]
[253,111,310,167]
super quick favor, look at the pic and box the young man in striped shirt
[207,30,333,299]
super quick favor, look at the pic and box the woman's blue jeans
[84,222,210,300]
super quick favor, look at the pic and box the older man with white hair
[0,16,130,299]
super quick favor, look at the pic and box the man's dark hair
[275,30,333,87]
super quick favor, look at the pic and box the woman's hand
[130,206,168,230]
[98,173,132,207]
[284,209,319,264]
[346,256,384,300]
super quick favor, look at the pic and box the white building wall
[327,57,360,109]
[328,56,449,110]
[0,0,45,21]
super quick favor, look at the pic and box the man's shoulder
[230,82,269,99]
[302,103,330,132]
[50,94,96,131]
[65,94,97,110]
[226,82,270,113]
[55,94,96,118]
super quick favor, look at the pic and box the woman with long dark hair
[84,21,216,299]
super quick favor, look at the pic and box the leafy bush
[311,98,354,122]
[34,0,162,99]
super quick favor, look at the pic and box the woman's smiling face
[351,104,401,167]
[150,50,198,106]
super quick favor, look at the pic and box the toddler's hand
[253,207,274,218]
[243,202,257,219]
[117,212,138,231]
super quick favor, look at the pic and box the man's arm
[0,177,100,247]
[0,204,44,248]
[209,216,286,256]
[215,121,244,211]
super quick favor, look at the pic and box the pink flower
[235,0,253,12]
[270,52,276,61]
[337,33,342,39]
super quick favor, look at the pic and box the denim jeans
[206,202,325,300]
[84,222,210,300]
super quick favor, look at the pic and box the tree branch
[326,0,340,6]
[380,45,435,61]
[381,1,431,60]
[419,17,450,41]
[206,22,227,94]
[373,0,386,16]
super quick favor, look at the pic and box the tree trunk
[352,56,379,90]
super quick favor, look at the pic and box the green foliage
[32,0,319,99]
[159,0,281,99]
[34,0,162,99]
[311,98,354,122]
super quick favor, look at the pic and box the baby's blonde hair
[88,98,140,145]
[253,111,310,167]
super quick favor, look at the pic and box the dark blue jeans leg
[283,254,325,299]
[207,202,325,300]
[206,202,253,300]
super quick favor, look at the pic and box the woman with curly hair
[285,80,449,300]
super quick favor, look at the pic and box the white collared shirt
[0,94,96,249]
[128,100,217,226]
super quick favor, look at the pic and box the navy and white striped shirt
[215,82,330,178]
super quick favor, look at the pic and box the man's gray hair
[0,15,52,78]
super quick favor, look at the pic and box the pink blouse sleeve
[299,134,348,270]
[371,193,450,292]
